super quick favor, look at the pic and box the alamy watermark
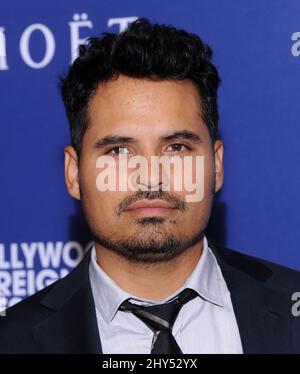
[95,154,205,203]
[292,292,300,317]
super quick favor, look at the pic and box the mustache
[115,190,187,216]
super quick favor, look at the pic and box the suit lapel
[33,250,102,354]
[209,241,291,353]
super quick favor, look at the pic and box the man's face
[65,75,223,263]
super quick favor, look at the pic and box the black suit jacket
[1,241,300,354]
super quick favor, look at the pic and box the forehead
[86,75,208,139]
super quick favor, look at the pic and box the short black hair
[60,17,221,156]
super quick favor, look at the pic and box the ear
[213,140,224,193]
[64,145,80,200]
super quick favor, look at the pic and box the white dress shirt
[89,236,243,354]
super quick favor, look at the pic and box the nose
[129,154,169,191]
[138,164,161,190]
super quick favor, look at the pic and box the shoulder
[0,250,91,353]
[0,281,58,353]
[209,240,300,295]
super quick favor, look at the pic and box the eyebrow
[161,130,203,143]
[93,130,203,149]
[94,136,137,149]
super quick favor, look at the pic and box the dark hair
[60,17,221,155]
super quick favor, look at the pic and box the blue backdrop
[1,0,299,311]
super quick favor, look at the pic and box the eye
[165,143,190,153]
[106,146,130,156]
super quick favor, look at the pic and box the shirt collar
[89,235,224,325]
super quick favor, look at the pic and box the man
[0,18,300,354]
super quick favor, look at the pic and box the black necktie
[119,288,198,354]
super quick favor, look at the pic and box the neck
[94,239,204,302]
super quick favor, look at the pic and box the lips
[124,199,176,217]
[125,199,175,211]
